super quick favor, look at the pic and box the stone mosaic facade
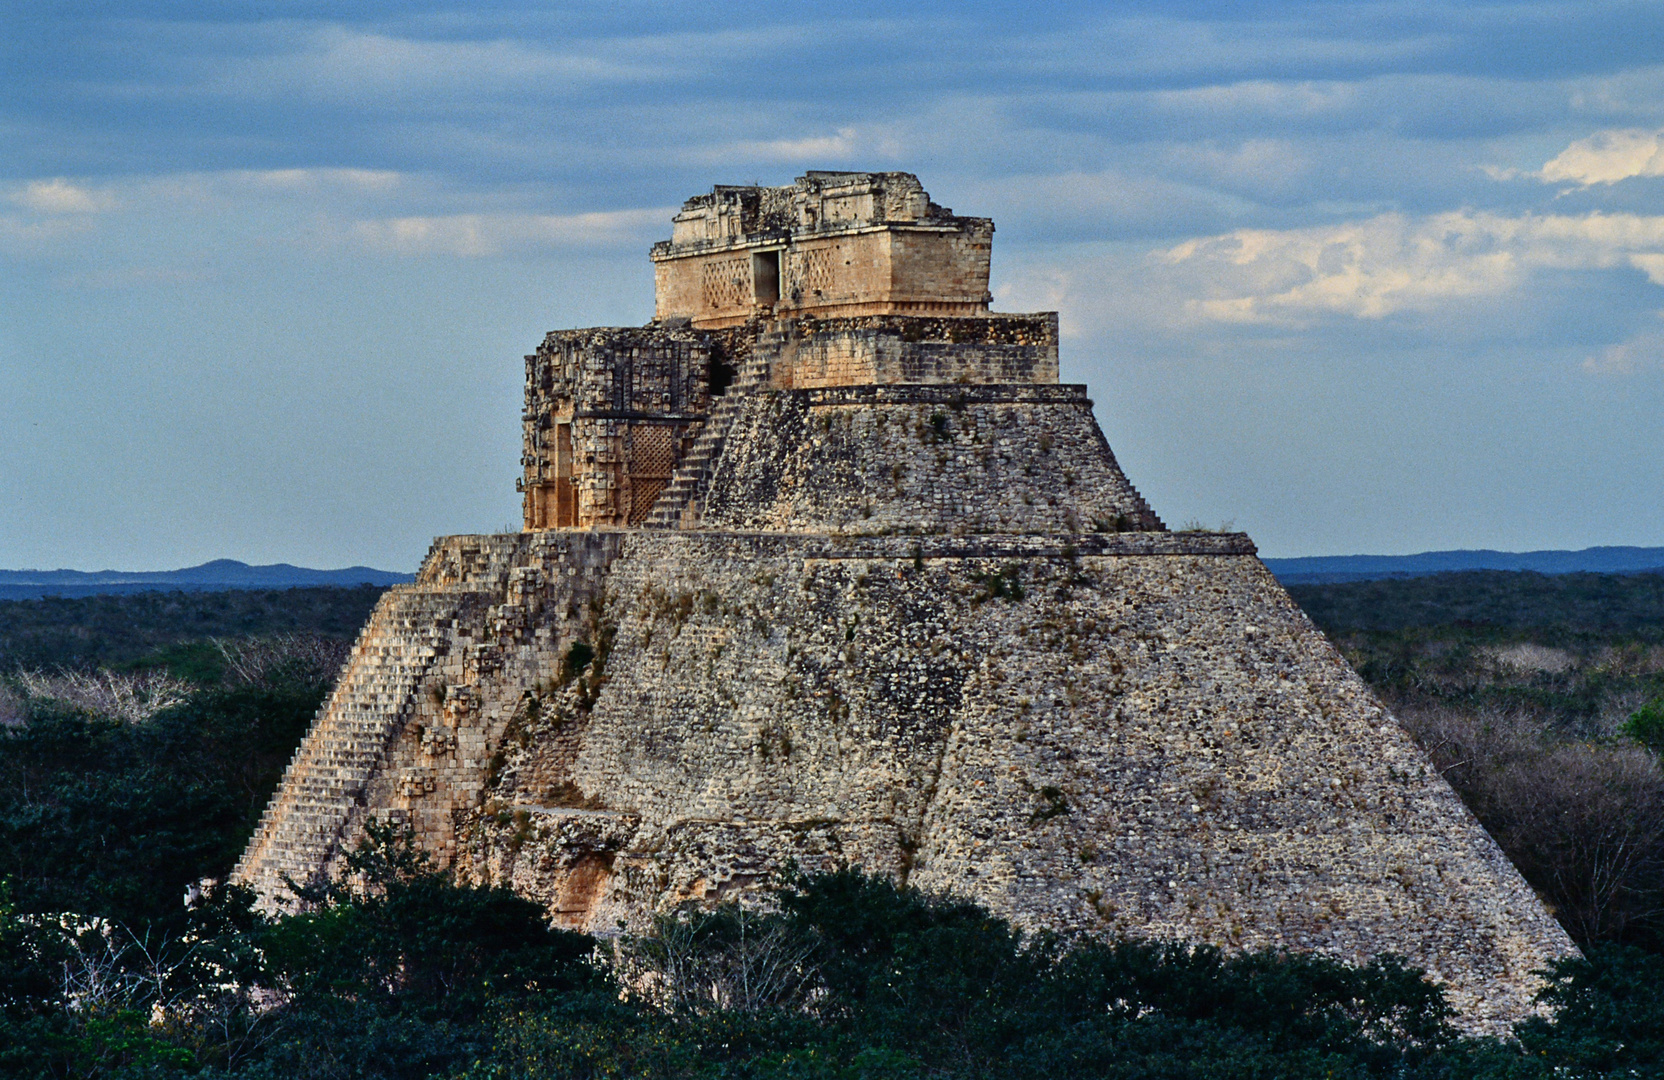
[237,171,1576,1034]
[652,172,993,328]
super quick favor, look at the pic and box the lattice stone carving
[702,256,750,311]
[790,248,834,299]
[628,479,667,525]
[628,425,677,478]
[626,425,677,526]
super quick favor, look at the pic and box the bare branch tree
[1399,703,1664,945]
[212,634,351,690]
[13,668,193,725]
[620,902,821,1015]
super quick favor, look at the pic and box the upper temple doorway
[751,250,780,305]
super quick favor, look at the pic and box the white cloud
[1541,127,1664,186]
[0,215,96,251]
[0,179,115,254]
[963,168,1259,241]
[218,26,656,104]
[244,168,402,193]
[349,208,671,257]
[1583,327,1664,376]
[709,128,869,164]
[11,178,116,213]
[0,169,670,262]
[1163,210,1664,325]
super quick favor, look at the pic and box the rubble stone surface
[236,172,1576,1034]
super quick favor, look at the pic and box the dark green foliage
[0,885,73,1072]
[272,823,603,1017]
[560,638,596,685]
[0,586,376,932]
[1622,697,1664,754]
[0,586,386,671]
[1288,570,1664,639]
[0,682,324,931]
[1033,784,1071,821]
[757,869,1457,1078]
[3,858,1662,1079]
[467,870,1654,1080]
[969,565,1023,603]
[243,824,605,1079]
[1515,945,1664,1077]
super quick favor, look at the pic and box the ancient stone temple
[236,171,1574,1032]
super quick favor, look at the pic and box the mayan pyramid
[236,171,1574,1031]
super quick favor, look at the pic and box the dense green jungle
[0,575,1661,1078]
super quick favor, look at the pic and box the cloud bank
[1165,210,1664,324]
[5,3,1664,569]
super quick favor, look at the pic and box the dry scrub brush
[618,903,822,1016]
[211,634,351,691]
[5,634,351,726]
[1399,703,1664,946]
[10,668,195,725]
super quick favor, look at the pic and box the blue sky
[4,1,1663,570]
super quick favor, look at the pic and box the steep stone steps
[231,584,485,904]
[642,338,777,529]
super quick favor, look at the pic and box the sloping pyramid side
[466,530,1573,1033]
[239,380,1575,1035]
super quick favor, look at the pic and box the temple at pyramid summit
[235,171,1575,1032]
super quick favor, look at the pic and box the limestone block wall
[697,385,1163,535]
[882,222,993,311]
[524,316,1064,531]
[242,523,1577,1031]
[650,173,994,327]
[654,228,995,329]
[523,326,755,529]
[233,531,623,904]
[768,314,1058,388]
[357,528,1569,1035]
[778,233,889,318]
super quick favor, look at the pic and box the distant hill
[1262,546,1664,585]
[0,559,414,600]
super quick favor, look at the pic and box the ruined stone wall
[233,532,622,898]
[654,228,994,329]
[651,173,993,328]
[769,313,1058,388]
[470,530,1573,1032]
[523,327,754,529]
[881,222,993,311]
[523,317,1062,531]
[699,385,1161,534]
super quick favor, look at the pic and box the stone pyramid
[236,171,1574,1032]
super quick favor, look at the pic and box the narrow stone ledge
[778,531,1255,559]
[799,383,1090,407]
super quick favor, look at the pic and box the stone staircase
[642,340,776,529]
[231,584,480,905]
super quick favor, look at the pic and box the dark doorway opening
[707,351,737,397]
[751,250,780,305]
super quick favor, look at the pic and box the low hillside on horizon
[1263,544,1664,584]
[0,558,414,600]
